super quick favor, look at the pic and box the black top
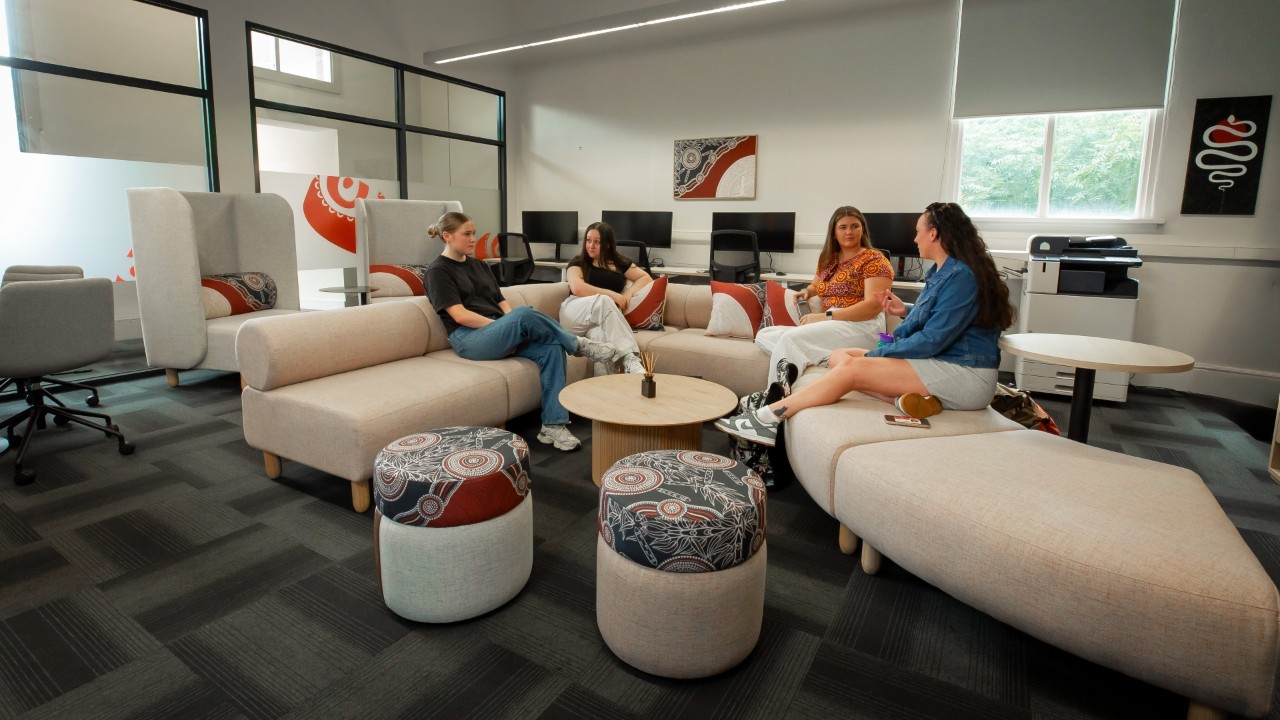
[581,259,633,294]
[426,255,505,335]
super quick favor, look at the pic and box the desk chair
[496,233,536,286]
[616,240,652,274]
[0,277,134,485]
[710,230,760,283]
[1,265,103,408]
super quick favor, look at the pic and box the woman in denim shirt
[717,202,1014,447]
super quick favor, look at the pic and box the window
[251,31,332,83]
[955,109,1156,219]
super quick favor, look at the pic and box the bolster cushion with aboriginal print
[200,272,277,320]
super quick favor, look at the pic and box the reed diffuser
[640,352,657,398]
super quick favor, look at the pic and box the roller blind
[954,0,1176,118]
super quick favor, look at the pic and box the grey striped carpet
[0,371,1276,719]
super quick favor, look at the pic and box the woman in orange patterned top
[755,206,894,386]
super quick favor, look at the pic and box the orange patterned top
[811,248,895,310]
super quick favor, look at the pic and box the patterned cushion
[369,263,429,297]
[374,426,531,527]
[623,275,667,330]
[200,272,277,319]
[705,280,802,339]
[599,450,767,573]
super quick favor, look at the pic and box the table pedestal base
[1067,368,1097,443]
[590,420,702,486]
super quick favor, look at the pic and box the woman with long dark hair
[424,211,625,451]
[717,202,1014,446]
[561,221,650,374]
[754,205,893,387]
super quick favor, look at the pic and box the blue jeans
[448,306,578,425]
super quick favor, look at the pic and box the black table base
[1067,368,1096,443]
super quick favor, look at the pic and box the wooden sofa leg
[351,480,371,512]
[165,369,179,387]
[838,524,860,555]
[263,451,282,479]
[861,542,883,575]
[1186,702,1225,720]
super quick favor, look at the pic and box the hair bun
[426,224,441,237]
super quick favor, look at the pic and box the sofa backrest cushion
[238,300,431,391]
[662,283,713,330]
[500,281,571,319]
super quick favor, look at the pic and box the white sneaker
[575,337,619,365]
[537,423,581,451]
[621,353,646,374]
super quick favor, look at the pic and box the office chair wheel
[118,440,135,456]
[54,414,70,427]
[87,395,100,408]
[14,467,35,486]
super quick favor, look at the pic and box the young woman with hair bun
[424,212,624,451]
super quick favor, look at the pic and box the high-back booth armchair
[0,265,104,407]
[126,188,301,387]
[356,198,462,302]
[0,276,134,485]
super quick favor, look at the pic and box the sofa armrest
[237,301,430,391]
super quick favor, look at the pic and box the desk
[998,333,1194,444]
[651,265,709,278]
[533,260,569,281]
[559,374,737,486]
[319,285,378,306]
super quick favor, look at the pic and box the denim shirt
[865,257,1002,369]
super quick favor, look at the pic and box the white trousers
[755,316,885,384]
[559,294,641,363]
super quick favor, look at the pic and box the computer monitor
[862,212,921,275]
[710,212,796,254]
[601,210,673,249]
[521,210,579,261]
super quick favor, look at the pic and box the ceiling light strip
[434,0,786,64]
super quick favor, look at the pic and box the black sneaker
[775,359,799,396]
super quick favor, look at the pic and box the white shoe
[575,337,618,365]
[621,353,646,374]
[537,424,581,451]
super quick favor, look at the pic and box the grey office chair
[0,265,104,407]
[0,277,134,485]
[495,232,536,286]
[710,230,760,283]
[616,240,652,274]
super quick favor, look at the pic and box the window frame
[944,108,1165,231]
[245,22,506,229]
[0,0,219,190]
[250,30,340,94]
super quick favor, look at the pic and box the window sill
[973,217,1164,234]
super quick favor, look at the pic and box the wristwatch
[825,308,834,319]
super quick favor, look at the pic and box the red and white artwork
[261,171,398,271]
[673,136,757,200]
[303,175,386,253]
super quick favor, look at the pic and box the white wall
[508,0,1279,406]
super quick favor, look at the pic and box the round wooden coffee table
[559,374,738,486]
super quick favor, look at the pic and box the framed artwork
[674,135,757,200]
[1180,95,1271,215]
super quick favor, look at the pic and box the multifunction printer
[1017,235,1143,403]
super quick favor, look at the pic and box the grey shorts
[905,358,998,411]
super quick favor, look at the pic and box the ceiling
[419,0,916,72]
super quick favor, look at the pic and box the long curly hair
[815,205,876,272]
[569,222,630,274]
[923,202,1014,330]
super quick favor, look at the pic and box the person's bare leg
[769,357,928,419]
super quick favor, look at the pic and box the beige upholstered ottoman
[596,450,768,678]
[835,430,1279,718]
[373,427,533,623]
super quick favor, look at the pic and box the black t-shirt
[426,255,505,335]
[581,259,633,294]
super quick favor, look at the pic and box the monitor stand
[535,245,567,263]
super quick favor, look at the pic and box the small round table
[999,333,1194,443]
[320,285,379,306]
[559,374,738,486]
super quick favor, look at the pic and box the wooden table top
[999,333,1195,374]
[559,374,738,427]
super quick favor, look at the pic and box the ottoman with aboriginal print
[373,426,533,623]
[595,450,768,678]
